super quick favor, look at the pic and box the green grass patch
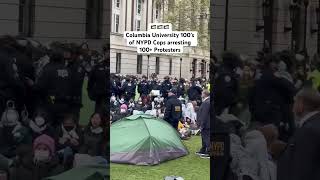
[79,78,95,126]
[80,80,210,179]
[110,136,210,180]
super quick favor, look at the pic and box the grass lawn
[79,78,95,126]
[110,136,210,180]
[79,80,210,179]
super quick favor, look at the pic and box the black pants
[46,103,70,128]
[166,118,179,130]
[95,98,107,114]
[70,107,81,125]
[201,129,210,153]
[124,93,135,102]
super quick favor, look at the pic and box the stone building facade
[212,0,320,58]
[110,0,210,80]
[0,0,110,50]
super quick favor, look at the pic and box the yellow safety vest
[178,121,184,130]
[307,70,320,90]
[206,83,210,91]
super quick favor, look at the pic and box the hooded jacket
[230,131,276,180]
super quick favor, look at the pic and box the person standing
[278,88,320,180]
[214,51,241,116]
[87,58,107,113]
[161,76,172,99]
[164,88,182,129]
[187,80,202,103]
[0,36,26,114]
[150,77,159,91]
[249,54,295,140]
[138,75,150,98]
[66,45,86,124]
[35,48,73,127]
[196,90,210,158]
[110,74,119,98]
[121,77,136,102]
[177,78,185,98]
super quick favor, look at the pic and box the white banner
[124,23,198,54]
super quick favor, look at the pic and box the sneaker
[200,154,210,159]
[195,151,206,156]
[164,176,184,180]
[193,129,201,135]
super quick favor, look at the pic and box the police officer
[149,78,161,101]
[187,80,203,104]
[138,75,150,98]
[177,78,185,97]
[171,78,179,90]
[249,54,295,138]
[149,77,158,91]
[14,39,38,117]
[164,88,182,129]
[214,51,241,116]
[87,55,107,113]
[110,74,119,97]
[213,115,232,180]
[161,76,172,99]
[65,44,86,124]
[35,47,73,127]
[0,36,25,114]
[121,77,136,102]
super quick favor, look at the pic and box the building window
[131,0,135,30]
[169,58,172,75]
[86,0,103,39]
[192,59,197,78]
[201,60,206,77]
[136,20,141,31]
[137,55,143,74]
[115,0,120,8]
[114,14,120,32]
[116,53,121,74]
[156,57,160,74]
[137,0,142,15]
[155,5,160,19]
[19,0,35,37]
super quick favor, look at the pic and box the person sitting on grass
[128,99,135,114]
[29,109,55,139]
[141,96,152,112]
[55,113,83,169]
[80,112,107,156]
[0,107,32,158]
[110,95,119,113]
[184,101,197,125]
[121,103,129,115]
[10,134,64,180]
[134,97,143,111]
[178,118,192,140]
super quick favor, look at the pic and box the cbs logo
[151,25,170,30]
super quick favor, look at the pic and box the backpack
[0,100,19,127]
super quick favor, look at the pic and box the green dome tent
[111,114,188,165]
[45,165,109,180]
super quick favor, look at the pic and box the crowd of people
[213,50,320,180]
[0,33,213,179]
[0,35,108,180]
[110,74,211,158]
